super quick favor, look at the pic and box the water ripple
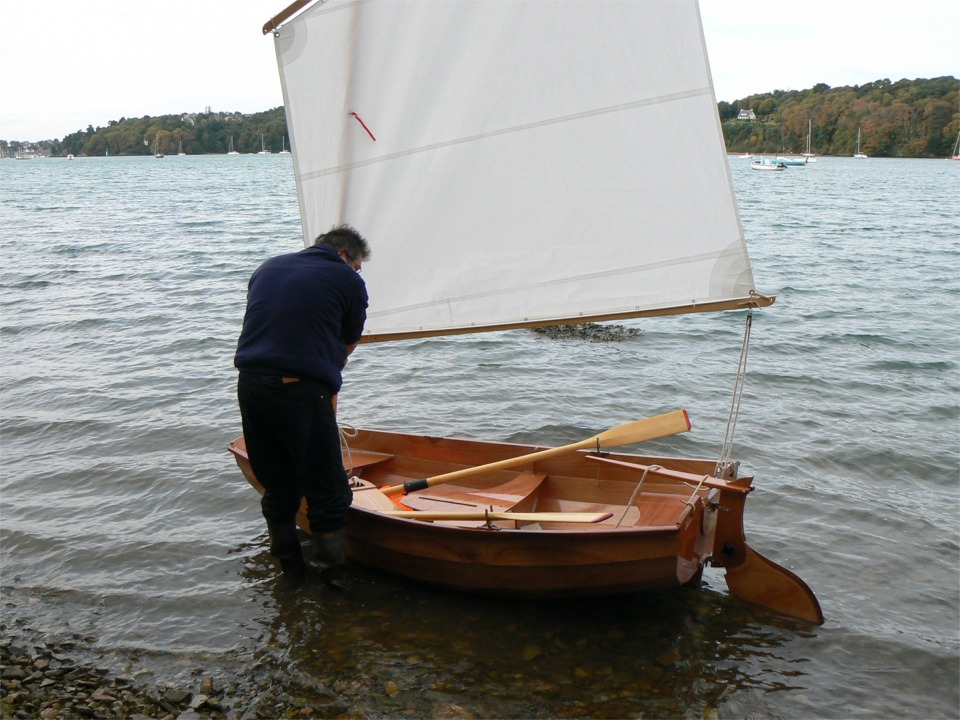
[0,155,957,718]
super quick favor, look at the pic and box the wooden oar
[382,510,613,523]
[350,485,399,512]
[381,409,691,496]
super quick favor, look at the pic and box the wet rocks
[530,322,643,343]
[3,614,497,719]
[0,626,223,720]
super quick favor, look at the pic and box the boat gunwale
[228,430,717,535]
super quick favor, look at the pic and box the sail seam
[298,88,713,182]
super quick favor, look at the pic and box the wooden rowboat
[228,423,823,624]
[241,0,826,626]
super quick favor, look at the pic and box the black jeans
[237,372,352,533]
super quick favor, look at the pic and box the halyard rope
[716,310,753,477]
[339,423,360,475]
[682,475,709,517]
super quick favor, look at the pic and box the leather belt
[281,377,300,384]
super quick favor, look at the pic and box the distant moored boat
[854,126,868,159]
[751,157,786,171]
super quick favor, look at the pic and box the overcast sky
[2,0,956,142]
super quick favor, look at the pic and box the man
[235,224,370,588]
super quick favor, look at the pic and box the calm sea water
[1,153,958,719]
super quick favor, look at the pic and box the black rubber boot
[313,528,349,591]
[266,519,306,577]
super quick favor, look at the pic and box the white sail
[272,0,768,342]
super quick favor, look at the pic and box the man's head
[314,225,371,273]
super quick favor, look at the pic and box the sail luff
[694,0,756,290]
[273,0,768,342]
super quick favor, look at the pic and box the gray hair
[313,224,371,263]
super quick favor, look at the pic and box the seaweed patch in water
[529,323,643,343]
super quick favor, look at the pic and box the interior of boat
[231,434,728,533]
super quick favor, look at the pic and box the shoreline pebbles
[0,621,320,720]
[1,625,222,719]
[1,603,481,720]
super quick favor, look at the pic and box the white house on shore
[737,109,757,121]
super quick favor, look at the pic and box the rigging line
[682,475,709,516]
[615,465,658,529]
[716,310,753,476]
[339,422,359,475]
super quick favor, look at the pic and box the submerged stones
[0,627,224,720]
[529,323,643,343]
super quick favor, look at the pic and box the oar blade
[595,409,690,449]
[350,486,397,512]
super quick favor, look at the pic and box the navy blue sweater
[234,245,368,393]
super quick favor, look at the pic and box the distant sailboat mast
[854,126,868,159]
[802,119,818,161]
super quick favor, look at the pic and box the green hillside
[718,77,958,157]
[5,76,957,158]
[22,107,290,158]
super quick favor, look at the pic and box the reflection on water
[242,547,823,719]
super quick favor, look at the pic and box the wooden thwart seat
[227,436,394,474]
[344,449,394,472]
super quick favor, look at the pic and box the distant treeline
[52,107,289,157]
[719,76,959,157]
[6,76,958,158]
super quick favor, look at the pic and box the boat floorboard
[544,495,690,528]
[403,471,545,512]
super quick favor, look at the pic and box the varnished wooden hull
[229,427,744,597]
[346,510,700,597]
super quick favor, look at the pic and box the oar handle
[386,441,589,496]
